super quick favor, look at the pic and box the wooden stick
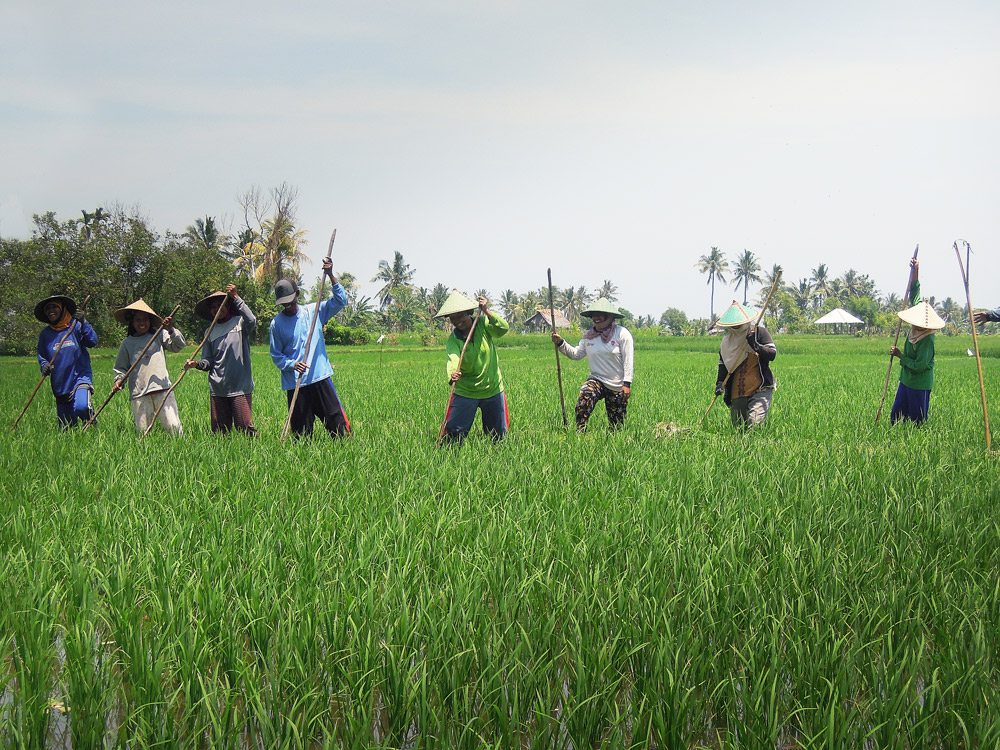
[698,273,781,427]
[83,304,181,432]
[11,295,91,431]
[280,229,337,441]
[437,309,483,446]
[547,269,568,429]
[955,241,991,451]
[875,245,919,425]
[142,298,227,437]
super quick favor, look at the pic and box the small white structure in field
[814,307,864,333]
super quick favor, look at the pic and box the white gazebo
[814,307,864,333]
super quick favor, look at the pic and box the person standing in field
[111,300,186,436]
[183,284,258,436]
[437,291,509,444]
[714,300,777,429]
[551,298,633,431]
[35,294,98,428]
[269,257,350,438]
[889,259,945,425]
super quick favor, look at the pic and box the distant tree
[733,250,762,305]
[372,251,416,310]
[474,288,491,304]
[810,263,832,302]
[79,207,108,240]
[789,279,816,313]
[183,216,223,252]
[560,286,584,322]
[598,280,619,302]
[659,307,689,336]
[695,247,729,321]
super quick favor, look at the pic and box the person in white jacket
[551,298,634,431]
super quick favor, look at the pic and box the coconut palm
[811,264,832,302]
[696,247,729,321]
[372,251,416,310]
[184,216,222,252]
[733,250,762,305]
[598,280,619,302]
[789,279,815,312]
[258,213,309,283]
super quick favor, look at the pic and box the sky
[2,0,998,320]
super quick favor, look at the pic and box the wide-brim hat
[194,291,228,320]
[434,290,478,319]
[898,300,946,330]
[581,298,622,318]
[274,278,299,305]
[113,299,162,327]
[717,300,759,328]
[34,295,76,323]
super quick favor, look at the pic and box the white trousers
[131,391,183,436]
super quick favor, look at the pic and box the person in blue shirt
[35,294,97,428]
[973,306,1000,325]
[269,257,350,438]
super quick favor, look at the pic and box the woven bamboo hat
[434,291,478,319]
[194,291,228,320]
[114,299,162,327]
[717,300,759,328]
[581,298,623,318]
[897,300,946,330]
[34,295,76,323]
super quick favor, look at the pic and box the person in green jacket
[889,259,945,425]
[436,291,509,444]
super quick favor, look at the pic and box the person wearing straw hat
[269,257,351,438]
[183,284,258,435]
[436,291,510,444]
[715,300,777,428]
[551,298,633,431]
[111,299,186,435]
[889,259,944,425]
[35,294,98,428]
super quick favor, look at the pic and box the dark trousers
[891,383,930,425]
[444,391,508,444]
[575,377,628,431]
[286,378,350,438]
[210,394,257,435]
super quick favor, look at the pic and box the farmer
[269,257,350,438]
[35,294,97,428]
[889,259,944,425]
[714,300,777,428]
[972,305,1000,325]
[184,284,258,435]
[551,298,633,431]
[437,291,509,444]
[111,299,186,435]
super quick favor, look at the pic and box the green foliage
[323,321,372,346]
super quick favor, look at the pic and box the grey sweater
[113,329,187,398]
[195,297,256,397]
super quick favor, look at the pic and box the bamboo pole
[437,309,484,446]
[142,298,226,437]
[875,245,919,425]
[280,229,337,441]
[11,295,91,431]
[83,304,180,432]
[547,269,568,429]
[955,240,991,451]
[698,273,782,427]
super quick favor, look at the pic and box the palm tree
[560,286,584,322]
[498,290,520,322]
[695,247,729,321]
[598,280,619,302]
[258,213,309,283]
[789,279,815,312]
[810,263,832,303]
[474,289,491,305]
[372,251,416,310]
[184,216,222,252]
[339,295,376,328]
[733,250,762,305]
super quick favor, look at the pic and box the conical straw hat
[717,300,759,328]
[114,299,163,327]
[897,300,945,330]
[434,290,478,318]
[581,298,622,318]
[194,291,228,320]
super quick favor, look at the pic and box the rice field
[1,333,998,749]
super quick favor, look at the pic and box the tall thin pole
[83,304,181,432]
[437,310,483,446]
[547,269,568,428]
[12,295,91,431]
[281,229,337,441]
[955,240,991,451]
[875,245,919,425]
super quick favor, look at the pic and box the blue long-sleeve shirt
[37,320,97,396]
[984,306,1000,323]
[269,283,347,391]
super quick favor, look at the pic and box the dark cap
[273,278,299,305]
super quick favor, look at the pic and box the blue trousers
[55,384,93,428]
[891,383,930,425]
[444,391,509,444]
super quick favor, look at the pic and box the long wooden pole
[437,309,483,446]
[142,298,227,437]
[875,245,920,425]
[280,229,337,441]
[547,269,568,429]
[955,240,991,451]
[698,273,782,427]
[11,295,91,431]
[83,304,180,432]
